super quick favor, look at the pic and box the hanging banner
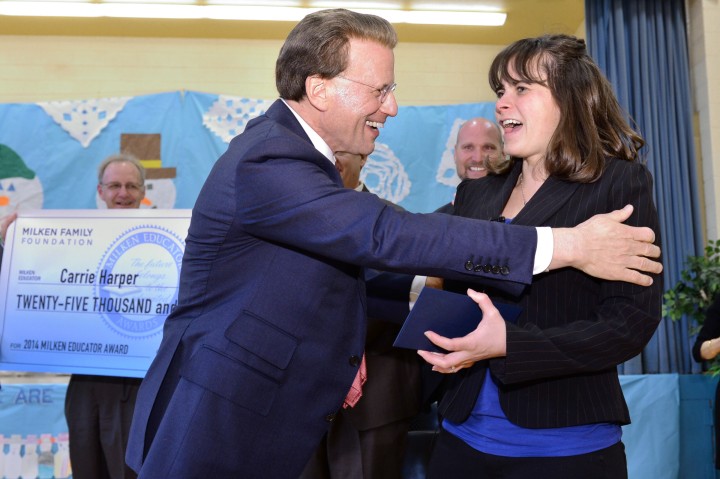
[0,91,497,215]
[0,381,72,479]
[0,209,191,378]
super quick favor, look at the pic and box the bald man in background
[423,118,508,410]
[437,117,507,215]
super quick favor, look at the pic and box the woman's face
[494,64,561,165]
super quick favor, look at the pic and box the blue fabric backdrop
[0,91,495,216]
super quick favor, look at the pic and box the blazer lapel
[510,162,581,227]
[496,163,521,215]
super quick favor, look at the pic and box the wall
[689,0,720,241]
[0,35,502,105]
[0,4,716,238]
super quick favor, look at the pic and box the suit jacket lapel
[264,99,312,144]
[263,100,344,188]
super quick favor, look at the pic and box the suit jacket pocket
[181,345,277,416]
[224,310,298,370]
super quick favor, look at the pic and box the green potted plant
[664,239,720,373]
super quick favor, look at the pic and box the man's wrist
[547,227,576,271]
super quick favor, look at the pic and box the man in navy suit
[126,9,662,479]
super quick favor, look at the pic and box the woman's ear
[306,75,329,112]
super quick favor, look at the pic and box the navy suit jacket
[127,100,538,478]
[440,159,663,428]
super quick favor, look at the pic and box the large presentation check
[0,209,191,378]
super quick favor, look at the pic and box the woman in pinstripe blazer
[420,34,663,479]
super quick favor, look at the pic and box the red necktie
[342,353,367,409]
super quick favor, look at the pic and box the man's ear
[306,75,329,112]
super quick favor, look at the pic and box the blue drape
[585,0,703,373]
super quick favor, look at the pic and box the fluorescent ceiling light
[412,2,503,12]
[203,0,301,5]
[309,1,403,8]
[0,2,506,26]
[361,8,505,26]
[0,2,311,20]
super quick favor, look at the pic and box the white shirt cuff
[533,227,553,274]
[409,275,427,310]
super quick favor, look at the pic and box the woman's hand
[418,289,507,374]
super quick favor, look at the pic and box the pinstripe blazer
[440,158,663,428]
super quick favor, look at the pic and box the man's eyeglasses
[101,182,144,193]
[336,75,397,104]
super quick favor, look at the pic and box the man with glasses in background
[65,153,145,479]
[126,9,661,479]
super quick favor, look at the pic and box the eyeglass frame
[335,75,397,104]
[100,182,145,193]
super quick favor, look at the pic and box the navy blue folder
[393,287,522,353]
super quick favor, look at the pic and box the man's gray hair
[97,153,146,184]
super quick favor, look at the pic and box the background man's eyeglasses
[101,182,144,193]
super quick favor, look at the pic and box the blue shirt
[443,367,621,457]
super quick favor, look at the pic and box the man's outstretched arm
[549,204,662,286]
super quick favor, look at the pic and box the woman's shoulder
[457,173,508,193]
[602,156,650,176]
[599,158,655,193]
[454,174,509,216]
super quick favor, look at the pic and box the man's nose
[381,91,399,117]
